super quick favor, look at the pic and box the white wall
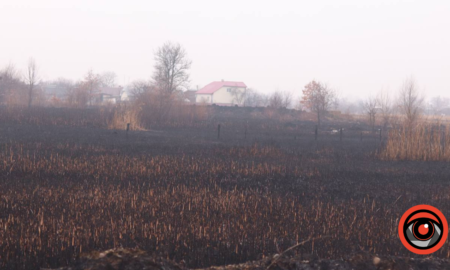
[196,87,246,105]
[195,94,212,103]
[211,86,246,105]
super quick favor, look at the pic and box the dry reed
[380,123,450,161]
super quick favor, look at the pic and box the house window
[227,88,232,92]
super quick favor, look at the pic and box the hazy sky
[1,0,449,100]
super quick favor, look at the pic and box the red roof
[196,81,246,94]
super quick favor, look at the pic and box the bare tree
[268,91,283,108]
[230,87,246,106]
[429,96,450,115]
[82,69,101,106]
[268,90,292,109]
[152,42,192,121]
[100,71,118,88]
[25,58,39,108]
[281,91,292,108]
[398,77,424,128]
[376,90,392,128]
[153,42,192,95]
[363,96,378,131]
[129,80,152,99]
[0,64,19,82]
[66,81,90,108]
[0,64,23,105]
[244,88,268,107]
[300,80,336,126]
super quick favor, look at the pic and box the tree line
[361,77,450,131]
[1,42,448,128]
[0,63,119,108]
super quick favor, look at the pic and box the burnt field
[1,110,450,270]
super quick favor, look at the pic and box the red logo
[398,205,448,254]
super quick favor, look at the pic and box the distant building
[42,83,69,100]
[120,90,130,102]
[183,90,197,103]
[95,86,123,104]
[195,81,247,106]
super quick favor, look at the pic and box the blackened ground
[1,118,450,270]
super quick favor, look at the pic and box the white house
[195,81,247,106]
[120,89,129,102]
[96,86,123,104]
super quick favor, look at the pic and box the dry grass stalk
[380,123,450,161]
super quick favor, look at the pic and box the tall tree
[82,69,101,106]
[25,58,39,108]
[152,42,191,95]
[376,90,392,128]
[300,80,336,126]
[152,42,192,121]
[363,96,378,131]
[398,77,424,128]
[100,71,118,88]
